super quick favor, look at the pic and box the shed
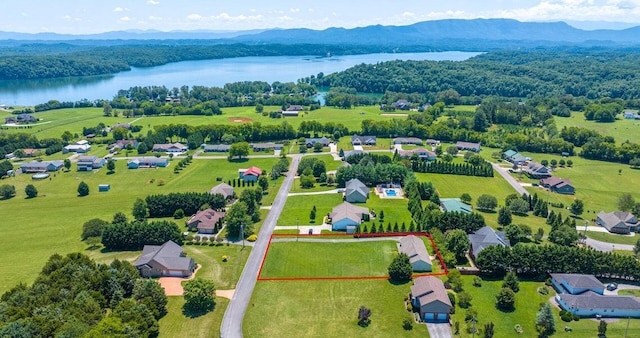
[98,184,111,192]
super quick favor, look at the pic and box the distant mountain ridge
[1,19,640,46]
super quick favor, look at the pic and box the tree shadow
[387,278,412,286]
[182,302,215,318]
[227,158,249,163]
[106,171,115,175]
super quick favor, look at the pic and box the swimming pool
[385,189,397,197]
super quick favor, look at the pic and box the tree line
[411,160,494,177]
[145,192,226,218]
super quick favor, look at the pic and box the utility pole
[241,222,245,249]
[296,217,299,241]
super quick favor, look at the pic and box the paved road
[220,155,301,338]
[491,162,529,196]
[584,238,634,252]
[270,236,404,243]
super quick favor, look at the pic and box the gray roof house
[202,144,231,152]
[343,149,365,160]
[596,211,639,234]
[503,150,528,165]
[329,202,369,233]
[187,209,225,234]
[398,148,437,161]
[152,142,188,153]
[210,182,235,199]
[551,273,640,318]
[305,137,330,147]
[468,226,510,260]
[524,162,552,178]
[410,276,453,323]
[393,137,422,145]
[455,141,481,152]
[398,235,432,272]
[351,135,377,146]
[20,160,64,173]
[344,178,369,203]
[134,240,195,278]
[77,156,105,171]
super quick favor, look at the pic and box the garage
[424,313,435,322]
[436,313,449,322]
[167,270,185,277]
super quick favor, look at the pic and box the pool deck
[374,186,405,199]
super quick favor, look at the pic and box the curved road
[220,155,301,338]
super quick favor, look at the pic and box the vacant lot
[158,296,229,338]
[260,240,397,278]
[277,193,342,226]
[0,157,277,294]
[244,280,427,337]
[555,112,640,144]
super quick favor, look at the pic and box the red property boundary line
[256,232,449,282]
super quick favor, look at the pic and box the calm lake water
[0,51,480,106]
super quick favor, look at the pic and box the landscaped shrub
[173,208,185,219]
[472,276,482,287]
[247,234,258,242]
[402,318,413,330]
[537,286,549,295]
[560,311,573,322]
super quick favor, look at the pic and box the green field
[302,154,343,171]
[586,231,640,246]
[289,179,338,193]
[244,280,428,337]
[618,289,640,297]
[158,296,229,338]
[260,241,396,278]
[365,193,413,227]
[555,112,640,144]
[0,157,280,294]
[277,193,342,226]
[450,276,640,338]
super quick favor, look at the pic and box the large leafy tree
[77,181,89,197]
[183,279,216,313]
[476,194,498,211]
[0,184,16,199]
[502,271,520,293]
[497,207,512,227]
[225,201,251,239]
[569,199,584,216]
[81,218,109,240]
[495,287,516,311]
[445,229,470,262]
[24,184,38,198]
[132,198,149,220]
[388,253,413,283]
[228,141,250,160]
[132,279,168,319]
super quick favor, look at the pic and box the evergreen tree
[502,271,520,293]
[536,303,555,337]
[498,207,512,227]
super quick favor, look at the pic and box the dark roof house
[410,276,453,323]
[524,162,552,178]
[351,135,377,146]
[305,137,330,147]
[540,177,575,194]
[393,137,423,145]
[468,226,510,260]
[187,209,226,234]
[596,211,639,234]
[398,148,437,161]
[134,240,195,278]
[455,141,481,152]
[398,235,432,272]
[5,114,37,124]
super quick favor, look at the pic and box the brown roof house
[187,208,226,234]
[540,177,575,194]
[210,182,235,200]
[134,240,195,278]
[410,276,453,323]
[524,161,552,178]
[398,235,432,271]
[596,211,639,234]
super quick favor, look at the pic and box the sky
[4,0,640,34]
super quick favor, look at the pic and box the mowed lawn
[450,276,640,338]
[244,280,427,338]
[158,296,229,338]
[586,231,640,246]
[277,193,342,225]
[0,157,279,294]
[260,241,397,278]
[554,112,640,144]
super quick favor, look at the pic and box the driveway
[584,237,634,252]
[426,323,453,338]
[158,264,201,296]
[604,283,640,296]
[491,162,529,196]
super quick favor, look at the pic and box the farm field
[0,157,279,294]
[554,112,640,144]
[260,240,397,278]
[243,280,428,337]
[450,276,640,338]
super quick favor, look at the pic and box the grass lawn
[416,172,516,201]
[158,296,228,338]
[586,231,640,246]
[260,241,396,278]
[277,193,342,226]
[302,154,343,171]
[0,157,277,294]
[365,193,413,228]
[554,112,640,144]
[289,179,338,193]
[244,280,427,337]
[450,276,640,338]
[618,289,640,297]
[182,244,251,289]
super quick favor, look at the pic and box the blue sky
[4,0,640,34]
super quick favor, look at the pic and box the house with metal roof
[398,235,432,272]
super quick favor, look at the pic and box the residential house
[250,142,283,151]
[440,198,472,214]
[393,137,423,145]
[77,156,106,171]
[112,123,131,129]
[210,182,235,200]
[344,178,369,203]
[455,141,481,152]
[4,114,37,124]
[186,208,225,234]
[351,135,377,146]
[524,162,552,178]
[410,276,453,323]
[281,110,299,117]
[468,226,510,261]
[63,140,91,154]
[551,273,640,318]
[425,139,440,147]
[329,202,369,233]
[202,144,231,152]
[623,110,638,119]
[503,150,528,165]
[596,211,639,234]
[540,177,575,194]
[343,150,365,160]
[109,139,139,151]
[127,157,169,169]
[152,142,187,153]
[22,148,40,157]
[305,137,330,148]
[239,166,262,182]
[20,160,64,173]
[134,240,195,278]
[398,148,437,161]
[392,99,411,110]
[398,235,432,272]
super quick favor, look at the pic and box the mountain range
[1,19,640,46]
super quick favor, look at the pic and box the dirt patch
[216,289,235,300]
[158,264,201,296]
[380,113,408,117]
[227,117,253,123]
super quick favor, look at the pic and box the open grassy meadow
[555,112,640,144]
[0,157,279,294]
[159,296,229,338]
[260,240,396,278]
[244,280,428,337]
[277,193,342,226]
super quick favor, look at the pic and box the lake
[0,51,480,106]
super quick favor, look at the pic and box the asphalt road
[220,155,301,338]
[491,163,529,196]
[584,237,634,252]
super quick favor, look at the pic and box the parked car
[606,282,618,291]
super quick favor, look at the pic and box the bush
[560,312,573,322]
[402,318,413,330]
[537,286,549,295]
[472,276,482,287]
[173,208,185,219]
[247,234,258,242]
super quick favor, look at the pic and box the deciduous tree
[388,253,413,283]
[183,279,216,313]
[25,184,38,198]
[77,181,89,197]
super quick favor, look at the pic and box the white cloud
[120,16,131,22]
[148,16,162,21]
[402,11,415,17]
[187,14,204,21]
[113,7,125,12]
[147,0,160,5]
[290,8,300,13]
[62,15,72,21]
